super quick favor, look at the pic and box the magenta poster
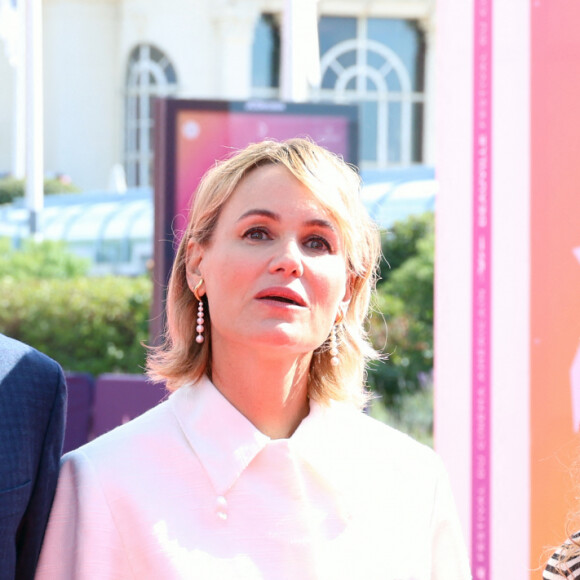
[173,108,355,235]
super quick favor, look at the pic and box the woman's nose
[269,239,304,277]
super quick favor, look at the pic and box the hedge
[0,177,80,205]
[0,276,152,376]
[0,237,90,280]
[366,212,435,407]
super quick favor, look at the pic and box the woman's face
[187,164,352,359]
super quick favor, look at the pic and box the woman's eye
[244,228,270,241]
[305,237,331,252]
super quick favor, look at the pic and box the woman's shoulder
[544,534,580,579]
[327,400,441,471]
[62,392,175,467]
[338,400,434,445]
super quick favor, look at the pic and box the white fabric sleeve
[35,450,133,580]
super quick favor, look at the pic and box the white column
[212,0,259,100]
[436,0,532,576]
[434,0,473,545]
[24,0,43,237]
[0,0,25,177]
[280,0,320,102]
[14,5,25,179]
[490,3,530,577]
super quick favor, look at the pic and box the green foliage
[0,178,25,205]
[0,237,90,280]
[0,276,152,376]
[0,238,151,375]
[368,386,434,447]
[378,212,434,286]
[0,177,80,205]
[43,178,80,195]
[367,212,434,407]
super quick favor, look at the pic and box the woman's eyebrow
[306,218,337,232]
[237,209,279,222]
[237,210,336,231]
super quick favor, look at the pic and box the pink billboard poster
[174,107,354,236]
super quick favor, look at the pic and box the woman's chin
[248,328,319,354]
[212,321,324,356]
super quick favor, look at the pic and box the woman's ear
[185,239,204,292]
[339,273,354,313]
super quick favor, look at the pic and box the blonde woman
[36,139,471,579]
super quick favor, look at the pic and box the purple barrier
[63,372,95,454]
[91,374,167,440]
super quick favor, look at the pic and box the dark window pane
[337,50,356,69]
[150,46,163,62]
[385,68,402,92]
[137,93,145,118]
[252,14,280,88]
[366,76,378,92]
[165,64,177,84]
[367,18,425,91]
[412,102,424,162]
[129,45,139,62]
[319,16,356,56]
[367,50,386,71]
[388,102,402,163]
[321,68,338,90]
[361,101,378,163]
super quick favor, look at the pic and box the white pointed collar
[168,375,362,498]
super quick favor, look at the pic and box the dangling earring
[329,326,340,366]
[329,311,344,367]
[194,279,205,344]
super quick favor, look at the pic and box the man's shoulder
[0,334,61,373]
[0,334,65,402]
[0,333,32,358]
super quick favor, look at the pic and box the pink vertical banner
[472,0,492,577]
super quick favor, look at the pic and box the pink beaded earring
[193,279,205,344]
[329,311,344,367]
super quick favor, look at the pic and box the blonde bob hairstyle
[147,138,381,407]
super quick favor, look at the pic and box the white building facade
[0,0,435,190]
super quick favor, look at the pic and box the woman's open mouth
[255,288,307,307]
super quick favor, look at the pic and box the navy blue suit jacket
[0,335,66,580]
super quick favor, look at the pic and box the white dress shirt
[36,376,471,579]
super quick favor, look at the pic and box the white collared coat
[36,376,471,580]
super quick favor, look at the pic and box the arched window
[125,44,178,187]
[316,17,425,168]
